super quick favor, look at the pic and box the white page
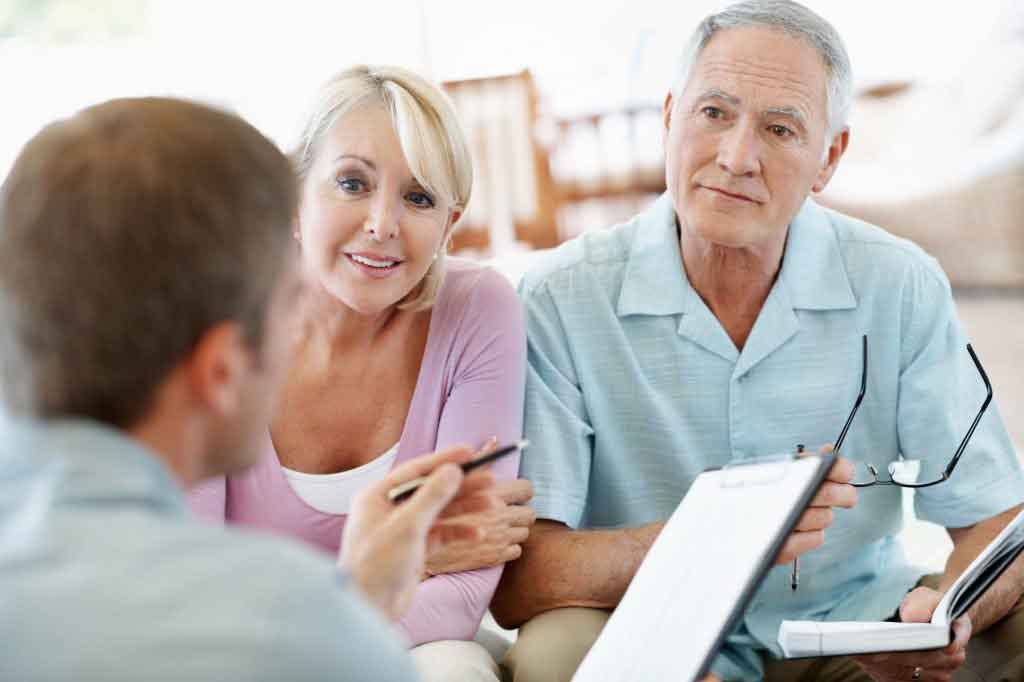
[572,456,827,682]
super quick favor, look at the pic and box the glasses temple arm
[945,343,993,477]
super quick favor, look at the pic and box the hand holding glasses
[790,336,992,591]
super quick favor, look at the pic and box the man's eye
[407,191,435,208]
[337,178,366,193]
[768,124,793,138]
[702,106,724,120]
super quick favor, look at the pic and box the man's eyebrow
[694,88,742,107]
[765,106,808,128]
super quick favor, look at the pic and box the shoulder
[822,203,951,295]
[435,258,525,337]
[518,217,640,303]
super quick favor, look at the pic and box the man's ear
[183,322,252,417]
[662,90,675,146]
[812,127,850,194]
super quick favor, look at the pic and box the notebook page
[932,508,1024,626]
[572,456,827,682]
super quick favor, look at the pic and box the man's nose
[716,122,761,177]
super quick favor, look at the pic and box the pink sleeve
[187,475,228,523]
[398,268,527,645]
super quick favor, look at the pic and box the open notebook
[571,453,837,682]
[779,508,1024,658]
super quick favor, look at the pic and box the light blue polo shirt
[518,193,1024,681]
[0,416,416,682]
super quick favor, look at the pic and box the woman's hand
[424,476,536,577]
[339,446,496,620]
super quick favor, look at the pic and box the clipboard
[571,451,837,682]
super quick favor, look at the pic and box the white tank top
[281,443,399,515]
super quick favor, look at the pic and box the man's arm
[491,463,854,629]
[944,503,1024,632]
[490,519,662,629]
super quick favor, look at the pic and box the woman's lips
[344,252,403,279]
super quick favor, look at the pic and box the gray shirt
[0,416,417,682]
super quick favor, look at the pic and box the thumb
[899,587,942,623]
[398,464,464,532]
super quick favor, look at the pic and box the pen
[791,444,805,591]
[387,440,529,504]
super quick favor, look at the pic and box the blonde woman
[190,65,533,681]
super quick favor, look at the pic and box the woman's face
[297,102,456,316]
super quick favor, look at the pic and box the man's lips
[701,185,762,204]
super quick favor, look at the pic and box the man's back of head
[0,98,417,682]
[0,97,295,431]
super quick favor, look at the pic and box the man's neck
[678,221,787,351]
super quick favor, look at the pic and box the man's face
[208,256,305,477]
[664,26,844,252]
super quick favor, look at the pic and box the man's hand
[339,446,495,620]
[853,587,971,681]
[425,477,536,576]
[774,445,857,565]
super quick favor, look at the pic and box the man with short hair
[494,2,1024,681]
[0,97,490,681]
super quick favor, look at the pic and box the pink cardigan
[188,260,526,646]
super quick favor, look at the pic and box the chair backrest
[443,70,560,253]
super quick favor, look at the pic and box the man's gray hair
[674,0,853,138]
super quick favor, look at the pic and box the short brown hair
[0,97,296,427]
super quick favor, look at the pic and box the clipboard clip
[720,453,795,488]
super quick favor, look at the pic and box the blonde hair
[292,65,473,311]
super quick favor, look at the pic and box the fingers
[827,455,854,484]
[809,480,858,509]
[378,446,475,490]
[507,504,537,528]
[396,464,464,533]
[898,587,943,624]
[775,529,824,564]
[949,614,972,655]
[475,437,498,457]
[793,507,834,532]
[496,478,534,505]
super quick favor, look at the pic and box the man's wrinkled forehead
[686,27,828,128]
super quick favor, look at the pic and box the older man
[0,98,495,681]
[493,2,1024,681]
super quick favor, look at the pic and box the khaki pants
[412,640,502,682]
[500,577,1024,682]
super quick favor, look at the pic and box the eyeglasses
[840,337,992,488]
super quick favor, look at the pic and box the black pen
[791,444,805,591]
[387,440,529,504]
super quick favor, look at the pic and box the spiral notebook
[571,452,837,682]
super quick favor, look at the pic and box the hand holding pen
[775,444,858,579]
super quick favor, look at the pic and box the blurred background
[2,0,1022,564]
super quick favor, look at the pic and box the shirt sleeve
[187,475,227,523]
[897,259,1024,528]
[518,278,595,529]
[397,268,526,645]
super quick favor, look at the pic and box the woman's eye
[407,191,435,208]
[337,177,366,193]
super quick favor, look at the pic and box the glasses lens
[850,462,878,486]
[888,460,925,486]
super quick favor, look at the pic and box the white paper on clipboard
[572,453,835,682]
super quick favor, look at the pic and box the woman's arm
[398,268,527,645]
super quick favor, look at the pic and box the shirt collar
[0,415,187,516]
[617,194,856,318]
